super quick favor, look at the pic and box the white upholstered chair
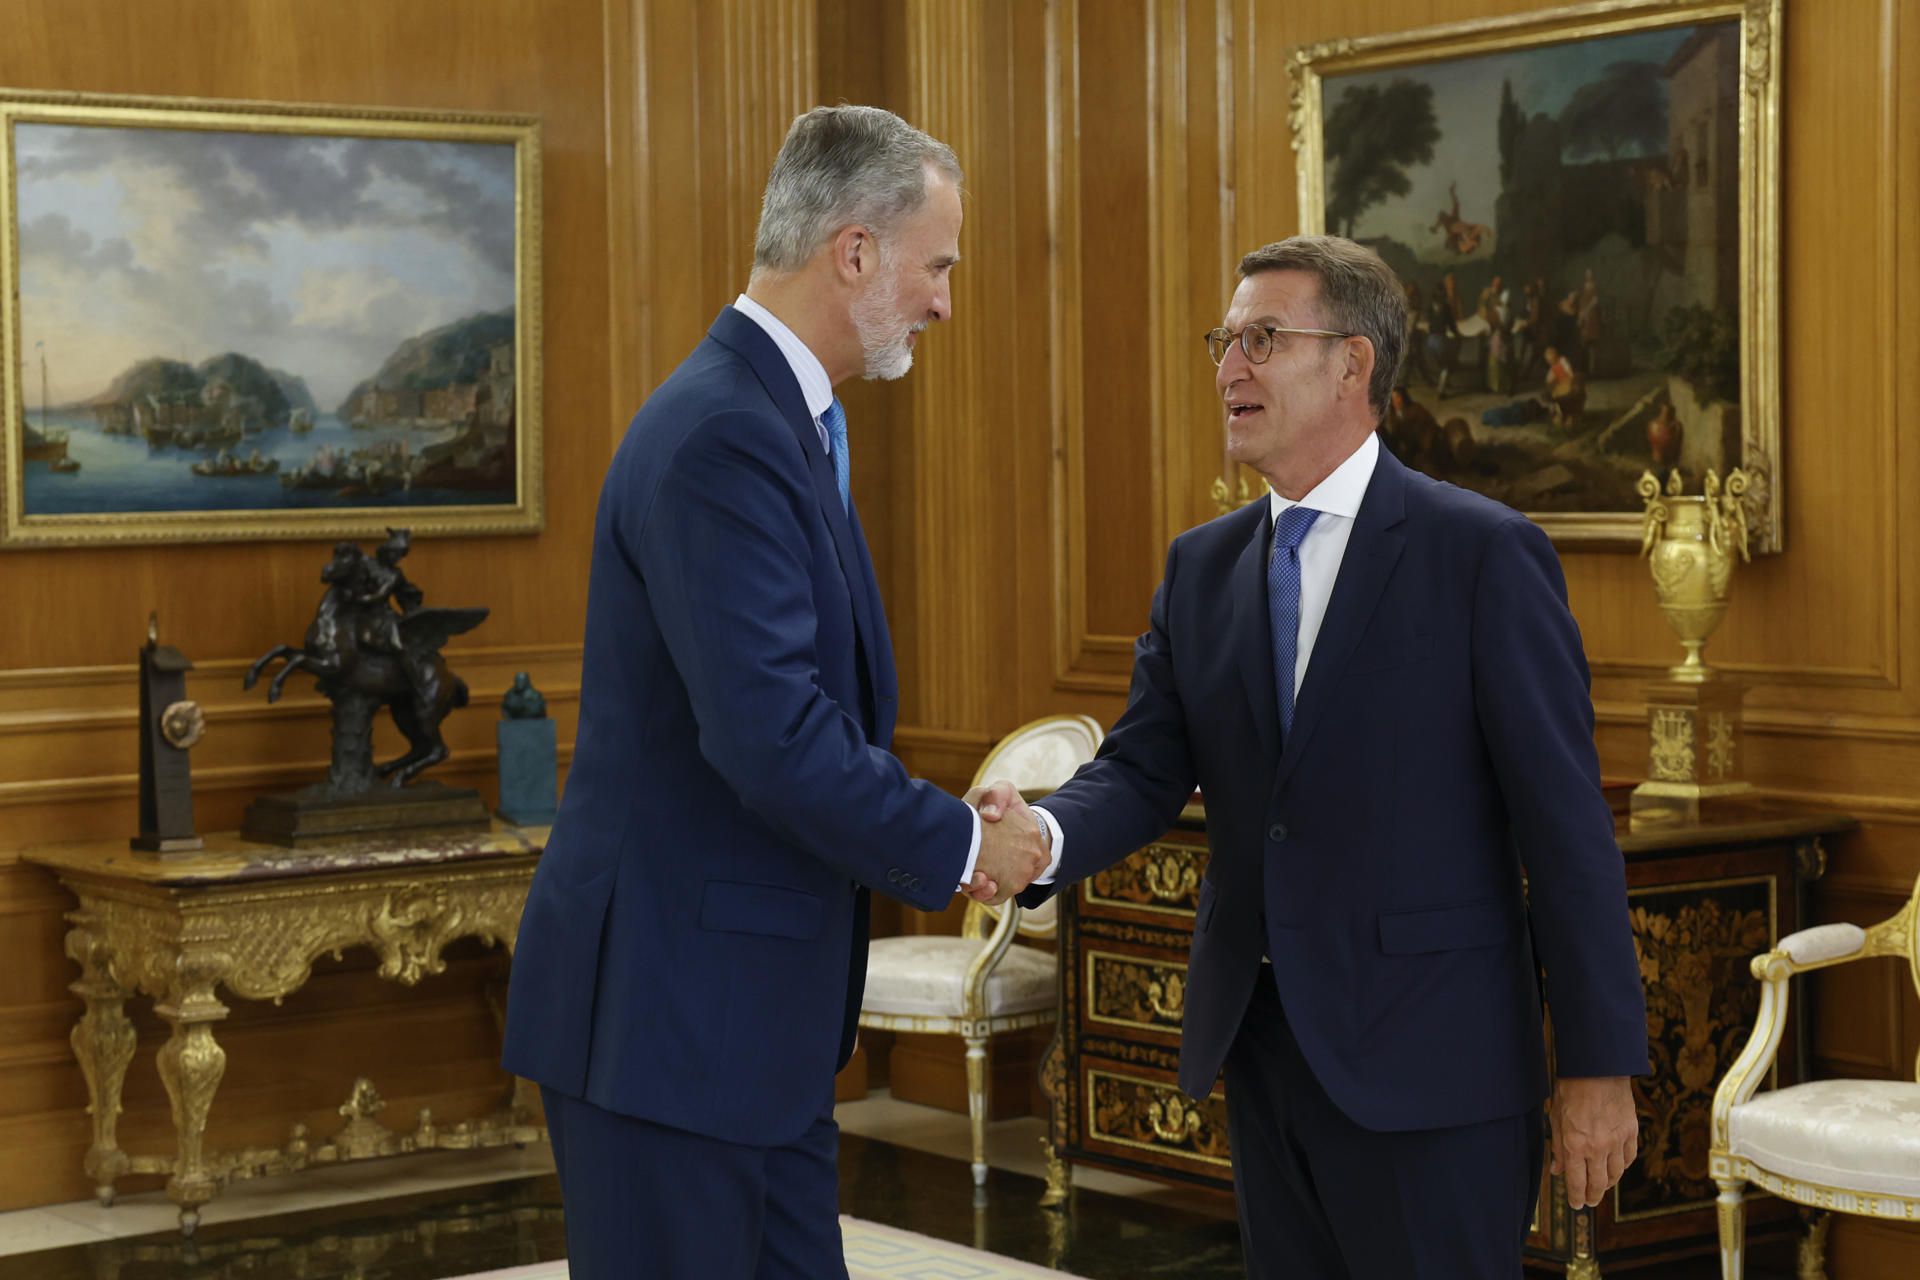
[1710,873,1920,1278]
[859,714,1103,1190]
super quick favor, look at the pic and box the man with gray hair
[503,105,1050,1277]
[972,234,1647,1277]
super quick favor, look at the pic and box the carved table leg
[1038,1024,1070,1208]
[65,911,136,1207]
[155,951,229,1235]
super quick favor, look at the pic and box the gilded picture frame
[1289,0,1783,552]
[1,89,542,548]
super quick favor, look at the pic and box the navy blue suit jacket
[1023,447,1648,1132]
[503,307,973,1147]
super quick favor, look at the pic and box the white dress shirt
[730,294,985,888]
[1028,432,1381,885]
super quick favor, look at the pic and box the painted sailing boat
[22,341,78,471]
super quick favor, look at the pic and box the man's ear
[829,224,875,283]
[1346,337,1376,400]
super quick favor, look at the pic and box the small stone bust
[501,672,547,720]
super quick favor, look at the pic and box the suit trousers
[541,1085,848,1280]
[1224,970,1544,1279]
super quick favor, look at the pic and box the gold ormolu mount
[1630,468,1755,830]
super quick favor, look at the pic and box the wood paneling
[0,0,607,1212]
[3,2,1915,1270]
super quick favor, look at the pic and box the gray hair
[1237,236,1407,419]
[752,105,963,274]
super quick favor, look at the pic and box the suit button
[886,869,901,884]
[909,876,922,891]
[1268,823,1288,843]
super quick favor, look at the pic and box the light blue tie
[821,397,849,512]
[1269,505,1320,743]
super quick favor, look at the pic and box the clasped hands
[957,778,1044,906]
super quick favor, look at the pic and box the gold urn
[1630,469,1756,829]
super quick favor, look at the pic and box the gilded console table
[23,822,547,1234]
[1039,802,1855,1276]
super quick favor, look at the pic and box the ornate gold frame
[0,89,543,548]
[1287,0,1784,553]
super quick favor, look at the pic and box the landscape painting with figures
[3,97,542,545]
[1303,15,1761,535]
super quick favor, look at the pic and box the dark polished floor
[0,1132,1796,1279]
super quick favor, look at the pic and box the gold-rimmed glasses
[1204,324,1352,366]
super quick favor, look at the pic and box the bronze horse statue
[246,539,487,795]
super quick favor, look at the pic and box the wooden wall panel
[3,4,1914,1271]
[0,0,608,1213]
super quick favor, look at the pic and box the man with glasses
[973,236,1646,1277]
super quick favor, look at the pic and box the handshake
[958,779,1050,907]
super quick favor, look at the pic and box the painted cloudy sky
[15,123,516,408]
[1327,23,1697,260]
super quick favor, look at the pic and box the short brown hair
[1237,236,1407,419]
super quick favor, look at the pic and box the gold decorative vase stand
[24,822,547,1235]
[1630,469,1757,831]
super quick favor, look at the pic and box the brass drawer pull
[1143,853,1198,902]
[1148,1094,1202,1143]
[1146,972,1185,1020]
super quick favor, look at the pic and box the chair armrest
[961,899,1023,1022]
[1711,945,1797,1150]
[1768,922,1868,973]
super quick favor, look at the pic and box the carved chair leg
[965,1032,989,1189]
[1715,1177,1747,1280]
[156,958,230,1236]
[1796,1208,1830,1280]
[65,918,135,1207]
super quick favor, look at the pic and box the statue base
[496,718,558,827]
[130,833,205,860]
[241,781,491,847]
[1629,674,1755,831]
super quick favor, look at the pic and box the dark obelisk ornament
[243,529,490,845]
[132,613,205,855]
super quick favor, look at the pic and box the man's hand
[962,779,1042,905]
[1549,1076,1639,1209]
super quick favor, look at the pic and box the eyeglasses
[1204,323,1353,367]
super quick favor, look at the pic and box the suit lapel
[707,308,884,720]
[1230,502,1282,769]
[1275,445,1409,791]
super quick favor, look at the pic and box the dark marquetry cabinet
[1040,804,1854,1275]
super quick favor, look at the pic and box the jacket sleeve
[1019,538,1197,908]
[1472,516,1650,1078]
[629,409,972,912]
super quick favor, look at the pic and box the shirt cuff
[1030,806,1065,885]
[954,805,983,890]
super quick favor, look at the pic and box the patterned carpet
[456,1217,1068,1279]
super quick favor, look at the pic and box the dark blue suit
[1024,447,1648,1275]
[503,307,972,1277]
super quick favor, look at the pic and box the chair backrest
[1907,879,1920,1080]
[966,714,1104,938]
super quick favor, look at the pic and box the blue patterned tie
[821,397,849,512]
[1269,505,1321,742]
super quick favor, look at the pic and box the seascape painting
[2,95,542,546]
[1293,5,1781,549]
